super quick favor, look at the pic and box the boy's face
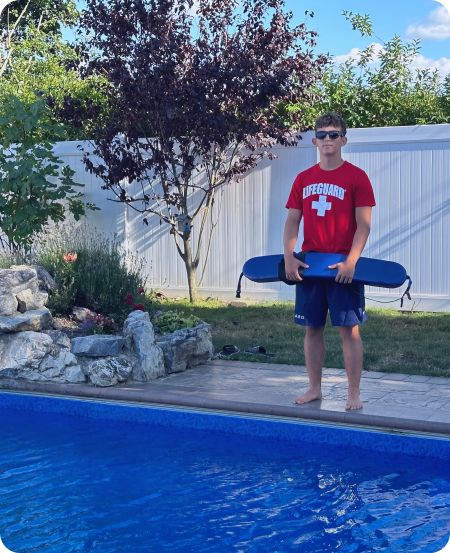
[312,125,347,156]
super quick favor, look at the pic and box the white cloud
[334,43,385,66]
[187,0,200,17]
[405,6,450,41]
[410,53,450,74]
[333,42,450,76]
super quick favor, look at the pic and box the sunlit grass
[156,297,450,378]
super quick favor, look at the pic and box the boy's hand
[285,257,309,281]
[328,259,357,284]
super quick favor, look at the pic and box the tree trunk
[182,232,198,302]
[186,263,198,302]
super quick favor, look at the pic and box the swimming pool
[0,391,449,552]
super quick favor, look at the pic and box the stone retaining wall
[0,266,214,386]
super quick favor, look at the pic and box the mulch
[52,316,124,339]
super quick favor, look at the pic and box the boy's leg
[339,325,363,410]
[293,279,328,405]
[326,280,367,410]
[293,325,325,404]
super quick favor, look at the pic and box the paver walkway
[1,359,449,436]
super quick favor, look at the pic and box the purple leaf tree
[59,0,327,302]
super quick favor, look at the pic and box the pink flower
[126,294,133,300]
[138,287,145,295]
[133,303,145,312]
[126,299,132,305]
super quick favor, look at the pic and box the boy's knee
[339,325,360,340]
[306,325,325,337]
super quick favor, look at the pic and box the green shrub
[33,222,160,323]
[0,95,98,252]
[154,310,201,335]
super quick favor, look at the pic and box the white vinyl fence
[53,123,450,312]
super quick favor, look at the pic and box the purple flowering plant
[79,311,119,335]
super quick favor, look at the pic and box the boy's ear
[312,137,318,146]
[342,136,348,146]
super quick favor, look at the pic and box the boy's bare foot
[345,391,363,410]
[293,389,322,405]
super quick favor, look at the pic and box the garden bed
[52,315,124,339]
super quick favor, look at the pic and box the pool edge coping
[2,387,450,443]
[1,379,449,438]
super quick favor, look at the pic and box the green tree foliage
[291,12,450,129]
[0,94,98,251]
[0,0,108,140]
[0,0,76,36]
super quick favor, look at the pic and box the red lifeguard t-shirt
[285,161,376,254]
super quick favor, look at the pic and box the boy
[283,112,376,410]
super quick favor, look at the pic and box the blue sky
[66,0,450,74]
[288,0,450,73]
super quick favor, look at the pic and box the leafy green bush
[0,94,99,252]
[154,310,201,335]
[33,222,160,323]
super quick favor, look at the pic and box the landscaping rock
[41,330,71,350]
[0,331,85,383]
[0,293,18,316]
[0,331,52,374]
[32,265,57,291]
[0,308,53,333]
[39,349,77,371]
[35,291,48,307]
[156,322,213,374]
[86,357,132,387]
[52,320,63,331]
[152,310,164,321]
[63,365,86,383]
[72,307,97,322]
[123,311,165,381]
[0,266,39,296]
[16,289,43,313]
[70,335,126,357]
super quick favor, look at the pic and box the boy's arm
[347,206,372,264]
[328,206,372,284]
[283,208,302,258]
[283,208,309,281]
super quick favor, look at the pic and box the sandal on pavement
[244,346,277,358]
[218,344,240,359]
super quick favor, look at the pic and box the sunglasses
[315,131,343,140]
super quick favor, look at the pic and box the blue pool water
[0,395,449,552]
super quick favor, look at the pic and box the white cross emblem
[312,195,332,216]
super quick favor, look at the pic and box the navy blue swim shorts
[294,279,368,327]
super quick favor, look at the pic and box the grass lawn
[157,298,450,379]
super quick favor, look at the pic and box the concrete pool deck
[1,359,449,436]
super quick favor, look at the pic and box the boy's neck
[318,156,345,171]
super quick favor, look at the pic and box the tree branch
[0,0,32,78]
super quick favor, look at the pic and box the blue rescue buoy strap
[400,277,412,308]
[236,272,244,298]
